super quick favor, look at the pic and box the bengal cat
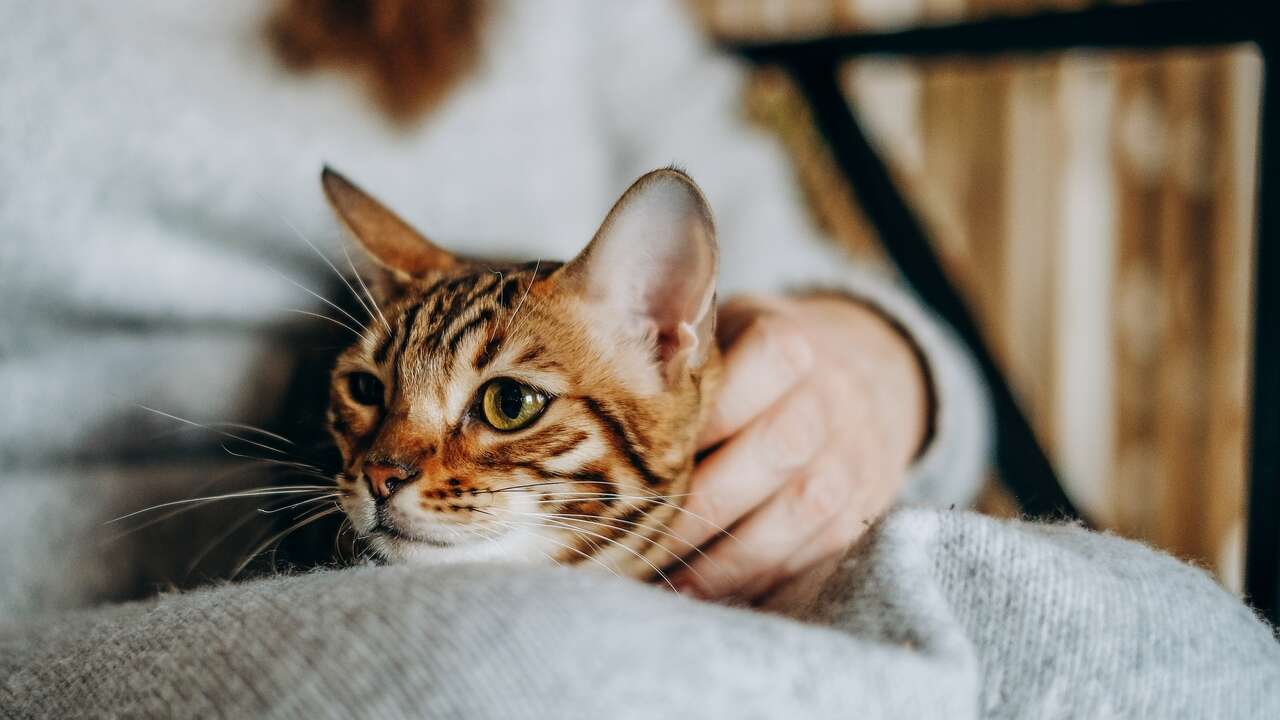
[321,167,722,580]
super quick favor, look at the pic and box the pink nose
[364,462,420,500]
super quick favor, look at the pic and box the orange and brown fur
[322,167,721,579]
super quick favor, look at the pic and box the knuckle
[793,472,840,523]
[682,490,726,533]
[768,389,825,468]
[815,367,860,416]
[820,514,858,548]
[748,315,813,380]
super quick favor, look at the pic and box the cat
[321,167,722,581]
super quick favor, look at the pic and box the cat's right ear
[560,168,719,383]
[321,167,458,283]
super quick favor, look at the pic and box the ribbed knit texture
[3,509,1276,718]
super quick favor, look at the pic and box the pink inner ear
[656,326,681,364]
[566,169,719,374]
[641,215,716,367]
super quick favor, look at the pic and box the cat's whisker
[520,492,696,510]
[201,422,295,446]
[482,481,695,504]
[526,492,741,543]
[531,509,730,583]
[503,260,540,333]
[146,422,296,449]
[268,502,342,571]
[102,459,310,544]
[218,444,325,472]
[482,510,675,591]
[479,479,585,493]
[105,486,335,524]
[259,492,343,514]
[481,480,694,504]
[282,308,365,338]
[282,216,387,333]
[492,507,711,587]
[472,521,564,570]
[100,478,323,546]
[520,490,695,501]
[271,469,339,485]
[183,490,335,578]
[183,499,285,578]
[136,405,292,458]
[333,516,354,565]
[490,506,673,556]
[342,242,392,332]
[100,497,227,546]
[268,266,372,338]
[472,523,525,563]
[519,492,686,511]
[495,514,671,588]
[230,505,341,579]
[481,516,621,579]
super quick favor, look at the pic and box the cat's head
[321,167,721,577]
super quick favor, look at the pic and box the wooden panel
[695,0,1260,588]
[1111,58,1167,542]
[1205,51,1260,591]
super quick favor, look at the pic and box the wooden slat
[1111,58,1165,541]
[1153,53,1213,560]
[1204,49,1261,591]
[697,0,1260,588]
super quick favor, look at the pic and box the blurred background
[0,0,1261,613]
[692,0,1260,592]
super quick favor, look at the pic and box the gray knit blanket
[3,1,1278,714]
[3,508,1277,718]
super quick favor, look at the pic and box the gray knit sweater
[0,0,986,614]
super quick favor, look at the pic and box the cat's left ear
[321,167,458,285]
[561,168,718,381]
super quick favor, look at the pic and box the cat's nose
[364,462,421,501]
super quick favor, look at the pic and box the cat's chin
[369,524,545,566]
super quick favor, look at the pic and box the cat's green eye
[480,379,547,432]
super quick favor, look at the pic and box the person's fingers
[670,453,850,600]
[664,380,829,555]
[697,310,813,450]
[772,506,866,590]
[772,440,892,586]
[713,294,787,346]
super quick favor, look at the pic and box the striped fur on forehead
[359,262,563,393]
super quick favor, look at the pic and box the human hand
[662,292,930,601]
